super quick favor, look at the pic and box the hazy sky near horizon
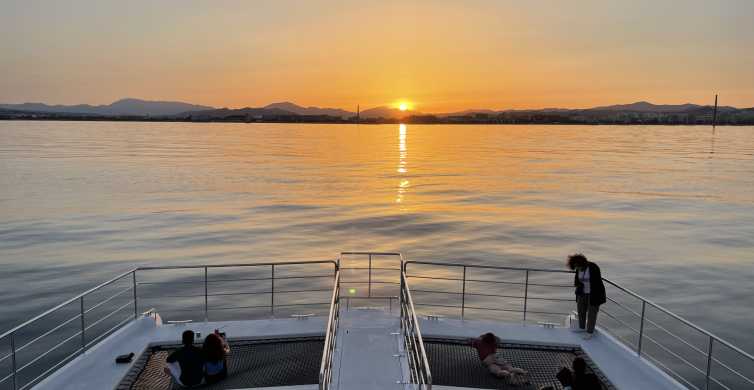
[2,0,754,112]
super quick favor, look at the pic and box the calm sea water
[1,121,753,353]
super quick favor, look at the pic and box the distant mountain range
[0,98,213,117]
[2,98,753,124]
[263,102,354,118]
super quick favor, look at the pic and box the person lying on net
[470,332,528,381]
[164,330,205,388]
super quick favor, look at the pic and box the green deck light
[348,288,357,295]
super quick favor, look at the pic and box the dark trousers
[577,294,599,333]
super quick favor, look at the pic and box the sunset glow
[1,1,753,111]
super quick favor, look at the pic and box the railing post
[204,266,208,322]
[11,332,17,390]
[637,300,646,356]
[132,270,138,319]
[460,266,467,320]
[523,270,529,323]
[368,254,372,298]
[705,336,714,390]
[400,271,405,331]
[79,296,86,353]
[271,264,275,315]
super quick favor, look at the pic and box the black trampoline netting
[117,337,324,390]
[423,338,614,390]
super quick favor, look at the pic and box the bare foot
[496,370,511,379]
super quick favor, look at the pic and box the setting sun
[395,101,413,111]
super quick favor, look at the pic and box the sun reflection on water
[397,124,409,203]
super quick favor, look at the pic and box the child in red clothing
[470,333,528,380]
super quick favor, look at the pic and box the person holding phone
[567,254,606,339]
[203,329,230,384]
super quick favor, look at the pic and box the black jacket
[166,346,205,386]
[574,262,606,306]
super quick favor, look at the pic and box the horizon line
[1,96,748,114]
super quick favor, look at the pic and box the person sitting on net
[572,357,600,389]
[470,332,528,380]
[164,330,205,388]
[203,330,230,384]
[555,357,601,390]
[556,366,574,390]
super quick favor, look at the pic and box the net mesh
[424,338,614,390]
[117,337,323,390]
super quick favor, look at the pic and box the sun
[395,101,413,111]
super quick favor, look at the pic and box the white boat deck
[29,309,690,390]
[418,317,687,390]
[16,252,716,390]
[33,315,326,390]
[330,308,407,390]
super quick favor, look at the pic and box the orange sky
[2,1,754,111]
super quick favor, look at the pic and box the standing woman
[567,254,606,339]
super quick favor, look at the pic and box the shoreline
[1,117,750,126]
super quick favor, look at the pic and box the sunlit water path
[1,121,753,354]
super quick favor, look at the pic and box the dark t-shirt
[166,346,205,386]
[574,372,601,390]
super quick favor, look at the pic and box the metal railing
[403,260,754,390]
[338,251,402,309]
[0,268,138,390]
[600,278,754,390]
[318,271,340,390]
[400,268,432,390]
[338,252,432,388]
[0,260,338,390]
[404,260,574,322]
[134,260,338,321]
[5,256,751,390]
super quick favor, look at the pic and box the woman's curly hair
[567,253,588,270]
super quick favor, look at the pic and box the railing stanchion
[461,266,467,320]
[523,270,529,323]
[79,296,86,353]
[132,270,138,319]
[204,267,208,322]
[400,263,405,330]
[11,332,18,390]
[637,300,646,356]
[271,264,275,315]
[368,254,372,298]
[705,336,714,390]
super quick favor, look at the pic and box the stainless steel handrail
[318,271,340,390]
[0,259,339,390]
[400,268,432,389]
[136,259,338,270]
[602,277,754,362]
[0,268,137,341]
[404,260,754,390]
